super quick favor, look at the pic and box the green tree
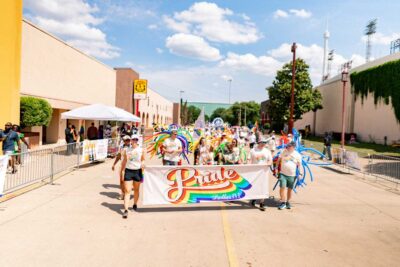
[267,58,322,130]
[20,96,53,128]
[227,101,260,126]
[210,107,227,121]
[186,105,201,124]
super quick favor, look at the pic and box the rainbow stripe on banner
[166,167,252,204]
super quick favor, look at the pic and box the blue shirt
[1,130,19,151]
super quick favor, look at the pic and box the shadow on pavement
[101,202,123,215]
[102,183,120,190]
[100,191,120,199]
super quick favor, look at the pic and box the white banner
[0,155,9,196]
[143,164,269,205]
[81,139,108,163]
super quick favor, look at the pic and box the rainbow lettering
[165,167,252,203]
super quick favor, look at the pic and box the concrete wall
[295,52,400,144]
[0,0,22,127]
[138,89,174,128]
[20,20,116,108]
[115,68,139,114]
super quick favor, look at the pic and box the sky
[23,0,400,103]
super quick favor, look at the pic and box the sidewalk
[0,160,399,267]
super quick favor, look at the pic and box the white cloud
[361,32,400,45]
[163,15,191,33]
[156,48,163,54]
[148,24,158,30]
[166,33,222,61]
[219,52,283,76]
[164,2,261,44]
[289,9,312,18]
[24,0,119,59]
[268,43,365,82]
[273,9,289,19]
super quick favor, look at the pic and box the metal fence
[3,138,120,194]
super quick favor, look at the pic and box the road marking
[221,203,239,267]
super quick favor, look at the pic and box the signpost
[134,79,148,99]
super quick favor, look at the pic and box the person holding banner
[162,130,182,166]
[276,141,302,210]
[120,135,145,219]
[249,138,272,211]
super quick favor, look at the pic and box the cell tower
[390,38,400,54]
[322,28,330,82]
[365,19,377,62]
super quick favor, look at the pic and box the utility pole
[239,106,242,126]
[179,90,184,125]
[288,42,297,134]
[227,79,232,104]
[244,105,247,126]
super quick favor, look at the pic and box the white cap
[131,134,140,140]
[122,135,131,141]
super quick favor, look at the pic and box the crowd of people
[111,124,303,217]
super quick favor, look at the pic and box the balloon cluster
[272,129,331,193]
[144,124,193,163]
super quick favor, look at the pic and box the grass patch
[303,136,400,157]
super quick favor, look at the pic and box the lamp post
[288,42,297,134]
[179,90,184,124]
[340,68,348,149]
[227,79,232,104]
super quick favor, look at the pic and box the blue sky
[23,0,400,103]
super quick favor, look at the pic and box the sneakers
[132,204,137,211]
[286,202,291,209]
[278,202,287,210]
[259,203,266,211]
[122,210,128,219]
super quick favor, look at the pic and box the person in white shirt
[268,136,276,155]
[162,130,182,165]
[248,132,256,148]
[249,139,273,211]
[277,141,302,210]
[120,135,145,219]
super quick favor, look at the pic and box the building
[138,90,174,128]
[260,100,271,127]
[0,0,22,128]
[187,102,232,117]
[294,52,400,144]
[21,19,116,145]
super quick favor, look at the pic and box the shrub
[20,96,53,128]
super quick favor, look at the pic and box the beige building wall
[138,89,174,128]
[295,52,400,144]
[21,19,116,108]
[20,19,116,144]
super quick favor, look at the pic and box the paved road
[0,157,399,267]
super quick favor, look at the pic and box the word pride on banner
[81,139,108,163]
[0,155,9,196]
[143,164,269,205]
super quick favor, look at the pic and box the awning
[61,104,141,122]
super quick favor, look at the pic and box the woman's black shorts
[124,168,143,182]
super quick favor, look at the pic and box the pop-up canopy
[61,103,141,122]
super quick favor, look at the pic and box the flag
[194,107,205,130]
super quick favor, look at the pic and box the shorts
[3,150,14,156]
[124,168,143,182]
[163,160,178,166]
[279,173,296,189]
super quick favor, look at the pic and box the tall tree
[186,105,201,124]
[210,107,227,121]
[227,101,260,126]
[267,58,322,130]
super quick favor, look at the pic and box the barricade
[3,139,118,194]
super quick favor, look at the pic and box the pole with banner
[134,79,148,126]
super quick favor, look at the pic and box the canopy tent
[61,103,141,122]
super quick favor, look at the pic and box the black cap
[286,141,296,148]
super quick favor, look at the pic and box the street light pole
[228,79,232,104]
[288,42,297,134]
[179,90,184,124]
[341,68,349,149]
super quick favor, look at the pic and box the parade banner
[143,164,269,205]
[0,155,9,196]
[81,139,108,163]
[133,79,148,99]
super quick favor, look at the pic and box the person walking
[322,132,332,160]
[162,130,182,166]
[87,122,98,140]
[249,139,272,211]
[12,125,30,165]
[112,135,132,200]
[120,135,145,219]
[0,122,20,174]
[276,141,302,210]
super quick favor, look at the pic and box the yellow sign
[134,79,147,99]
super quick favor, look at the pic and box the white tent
[61,103,141,122]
